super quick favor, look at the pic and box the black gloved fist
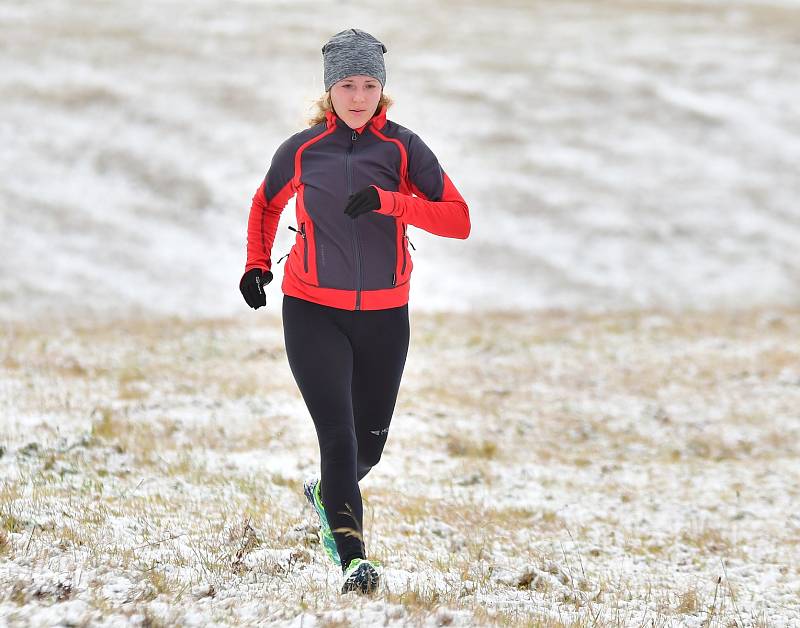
[239,268,273,309]
[343,186,380,219]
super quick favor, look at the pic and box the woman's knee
[357,430,388,468]
[361,444,384,467]
[319,429,357,463]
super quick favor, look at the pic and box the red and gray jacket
[243,105,470,310]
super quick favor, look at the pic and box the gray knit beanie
[322,28,387,91]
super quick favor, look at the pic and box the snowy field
[2,0,800,626]
[1,307,799,626]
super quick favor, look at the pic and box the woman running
[239,28,470,595]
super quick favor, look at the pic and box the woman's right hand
[239,268,273,309]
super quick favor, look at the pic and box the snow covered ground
[2,0,800,626]
[1,0,799,319]
[1,307,799,626]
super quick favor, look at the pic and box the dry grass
[444,435,498,459]
[0,529,10,557]
[676,586,700,614]
[1,307,798,625]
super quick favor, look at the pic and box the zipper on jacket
[346,129,364,310]
[401,224,408,275]
[288,224,308,273]
[399,225,416,278]
[301,222,308,272]
[400,225,407,274]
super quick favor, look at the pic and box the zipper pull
[406,235,416,251]
[277,253,289,264]
[288,225,306,239]
[352,130,358,141]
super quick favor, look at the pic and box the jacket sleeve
[372,133,470,239]
[243,137,298,275]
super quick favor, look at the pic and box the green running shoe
[341,558,381,595]
[303,478,340,566]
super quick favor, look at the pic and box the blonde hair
[307,91,394,127]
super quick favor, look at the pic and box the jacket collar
[325,105,387,133]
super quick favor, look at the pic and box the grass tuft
[445,436,498,459]
[0,529,10,556]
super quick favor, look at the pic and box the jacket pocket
[288,224,310,275]
[400,224,416,277]
[301,222,308,273]
[401,224,408,275]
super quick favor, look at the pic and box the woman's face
[329,75,382,129]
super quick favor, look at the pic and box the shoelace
[346,558,383,572]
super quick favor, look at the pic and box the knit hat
[322,29,387,91]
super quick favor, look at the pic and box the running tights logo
[369,428,389,436]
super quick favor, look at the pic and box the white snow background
[1,0,799,320]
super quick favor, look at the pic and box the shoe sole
[341,562,380,595]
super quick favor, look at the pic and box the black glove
[239,268,273,309]
[343,186,380,219]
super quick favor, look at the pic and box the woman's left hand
[344,186,380,218]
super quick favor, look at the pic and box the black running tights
[282,295,409,569]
